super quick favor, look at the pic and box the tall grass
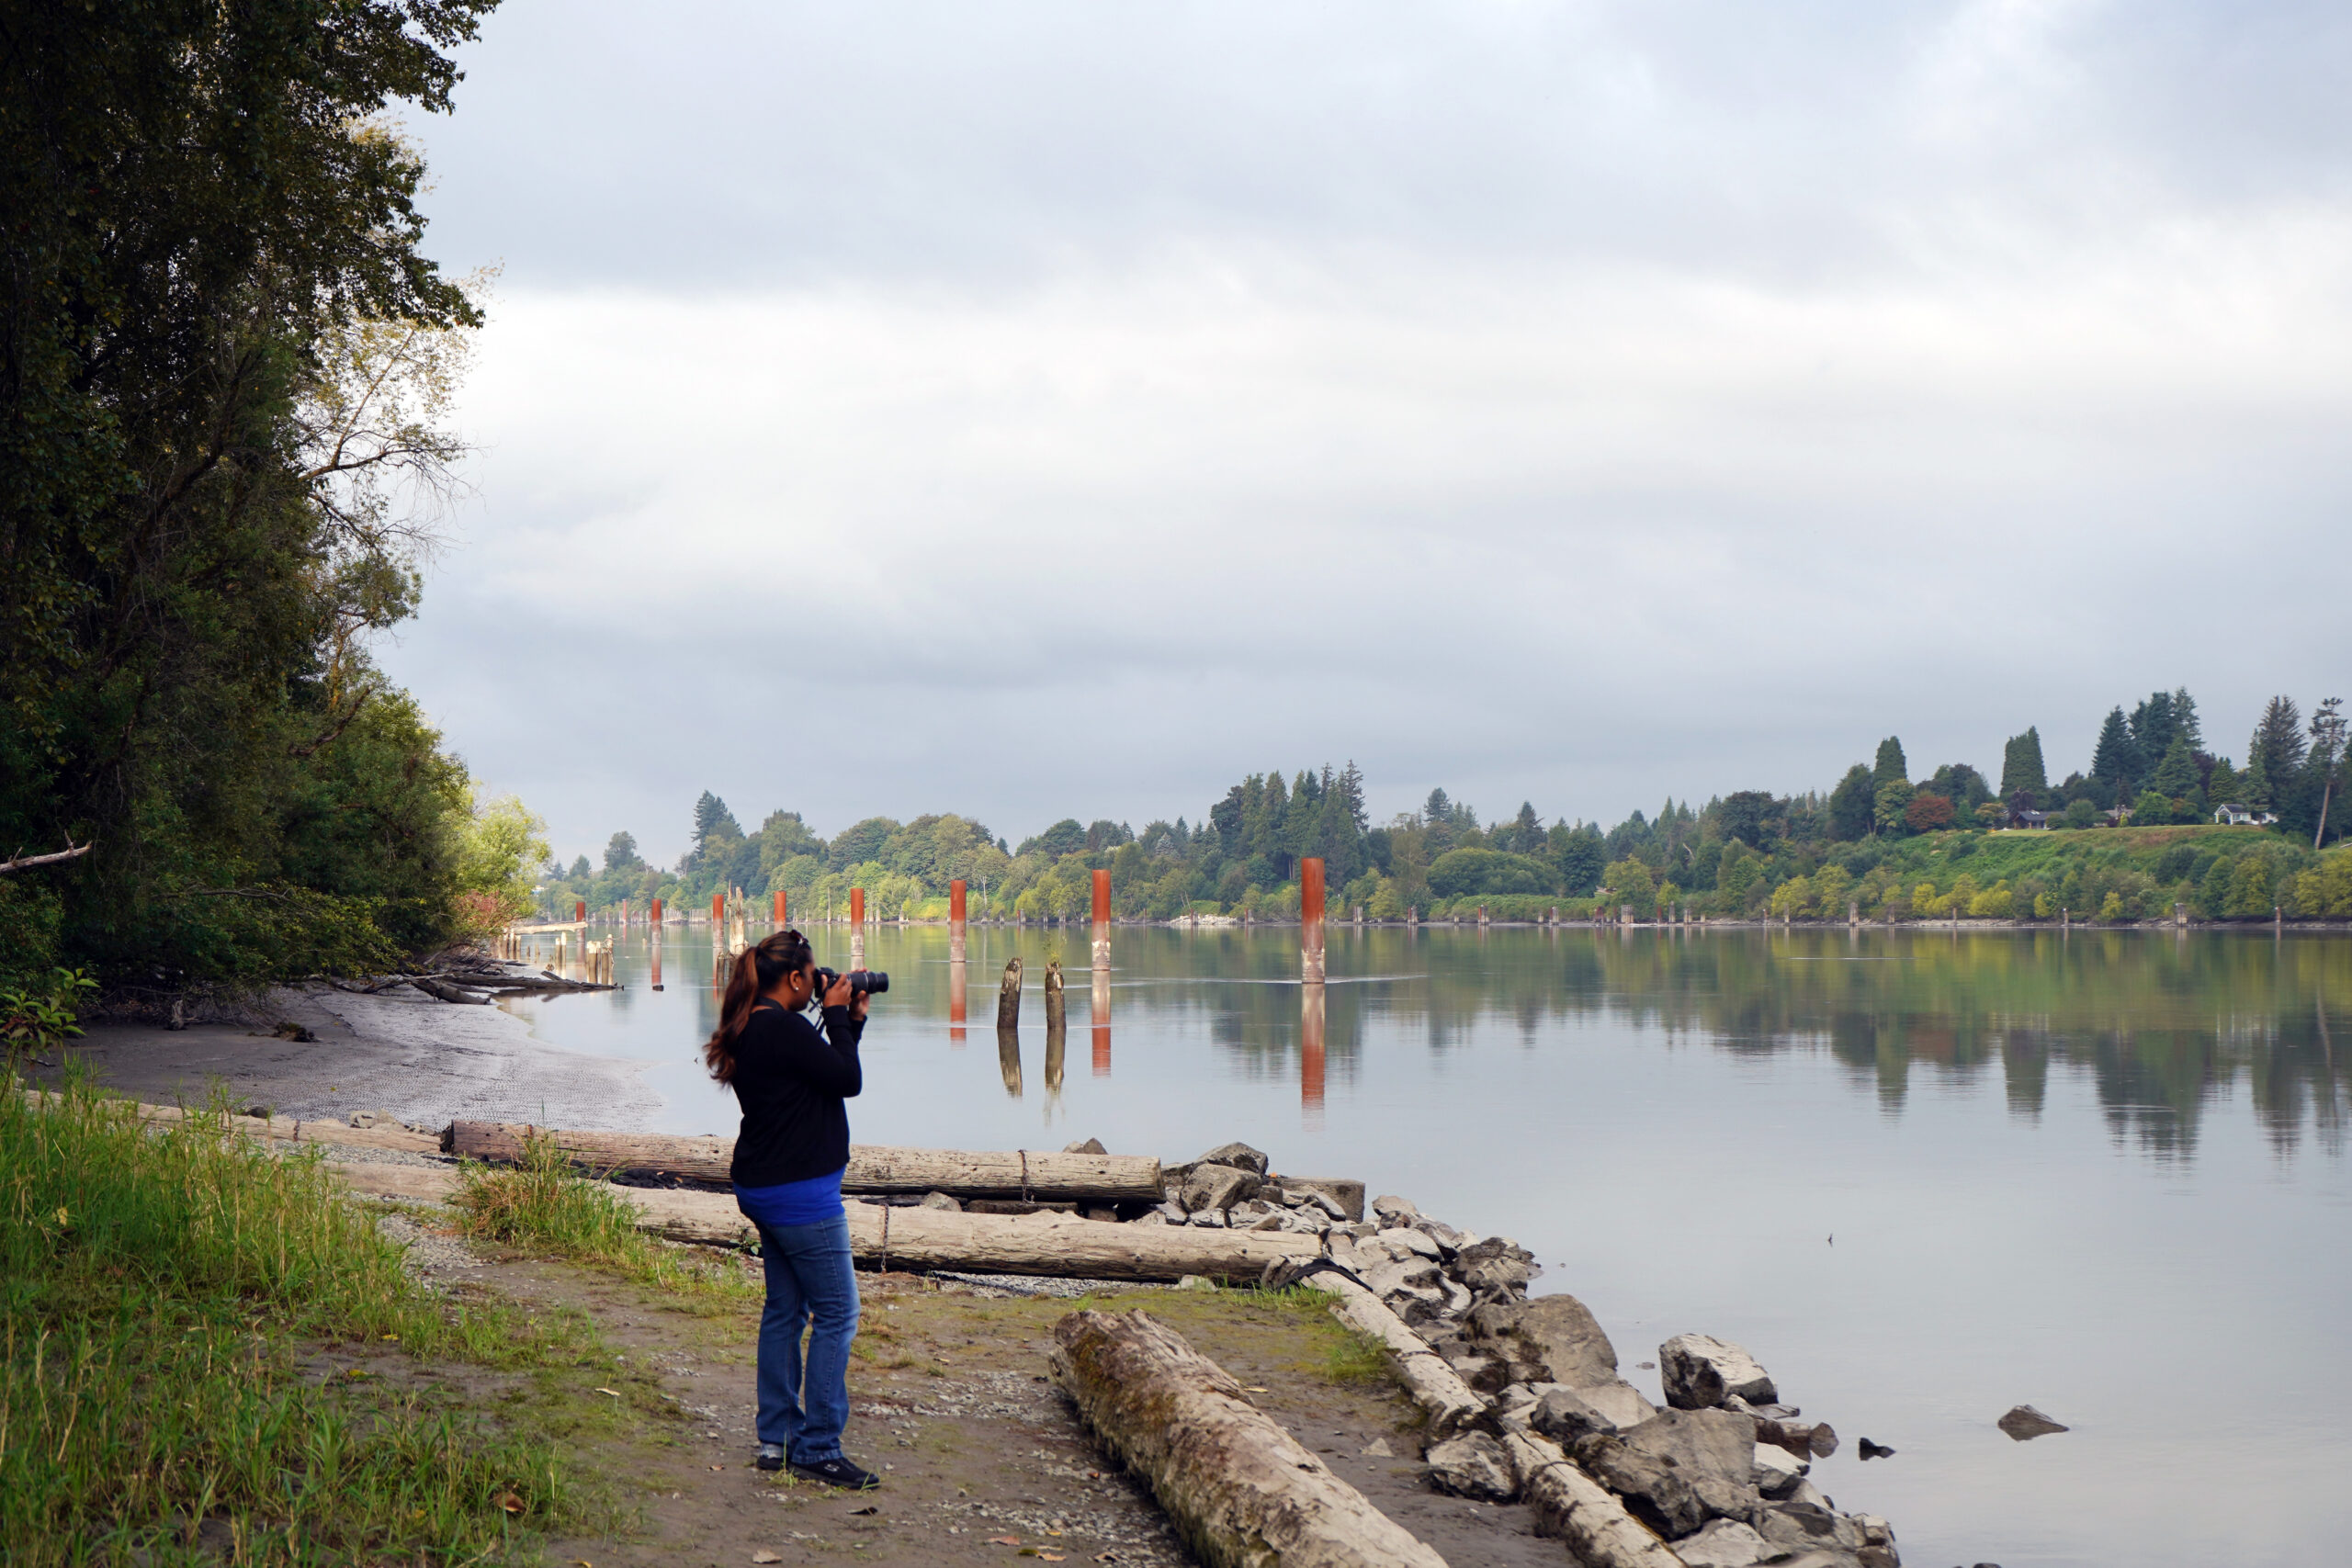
[451,1133,758,1308]
[1,1074,587,1564]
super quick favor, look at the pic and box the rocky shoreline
[1127,1137,1904,1568]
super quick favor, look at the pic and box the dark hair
[704,928,814,1085]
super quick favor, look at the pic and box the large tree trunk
[1303,1272,1487,1440]
[1051,1309,1450,1568]
[440,1120,1162,1201]
[324,1160,1311,1282]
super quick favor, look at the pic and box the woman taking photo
[704,929,878,1490]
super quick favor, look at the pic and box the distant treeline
[545,687,2351,927]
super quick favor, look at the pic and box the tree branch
[0,841,94,875]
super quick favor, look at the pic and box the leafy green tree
[1827,764,1875,840]
[1719,791,1783,850]
[1874,779,1916,835]
[1600,858,1657,913]
[604,832,643,873]
[1427,849,1550,898]
[1017,818,1086,860]
[2226,856,2277,917]
[2064,798,2098,829]
[1552,825,1605,895]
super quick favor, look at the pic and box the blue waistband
[736,1168,846,1228]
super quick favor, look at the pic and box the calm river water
[498,922,2352,1568]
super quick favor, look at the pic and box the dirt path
[374,1224,1565,1568]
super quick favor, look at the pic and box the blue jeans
[752,1213,859,1462]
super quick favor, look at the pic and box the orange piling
[1301,858,1326,983]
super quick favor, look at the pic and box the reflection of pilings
[950,879,967,964]
[1301,857,1326,982]
[949,958,967,1041]
[1301,981,1327,1116]
[1091,967,1112,1077]
[997,1025,1023,1096]
[650,941,663,991]
[996,958,1023,1030]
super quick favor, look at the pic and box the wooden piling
[996,957,1023,1031]
[775,889,787,927]
[1046,960,1067,1032]
[1301,857,1326,983]
[1091,868,1112,973]
[710,892,723,928]
[651,897,662,925]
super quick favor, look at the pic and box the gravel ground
[368,1207,483,1287]
[311,1142,457,1170]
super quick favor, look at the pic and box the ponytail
[704,928,814,1084]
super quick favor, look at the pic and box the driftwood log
[1303,1272,1487,1440]
[1498,1429,1684,1568]
[1051,1310,1450,1568]
[19,1090,439,1155]
[440,1120,1163,1201]
[324,1157,1311,1281]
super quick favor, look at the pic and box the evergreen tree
[2246,750,2274,809]
[1872,737,1908,792]
[2128,692,2178,764]
[1999,728,2049,800]
[2089,707,2143,796]
[1336,761,1369,835]
[2171,688,2203,750]
[1828,764,1875,840]
[2250,697,2306,787]
[2204,757,2244,807]
[1422,787,1453,826]
[2149,735,2199,803]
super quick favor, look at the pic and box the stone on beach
[1179,1162,1261,1213]
[1191,1141,1268,1175]
[1674,1518,1774,1568]
[1423,1430,1516,1500]
[1512,1293,1623,1388]
[919,1190,963,1211]
[1997,1404,2070,1440]
[1531,1382,1656,1443]
[1618,1407,1762,1527]
[1061,1136,1107,1155]
[1660,1332,1779,1409]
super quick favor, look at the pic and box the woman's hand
[822,972,855,1010]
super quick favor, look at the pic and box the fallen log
[19,1090,438,1154]
[1051,1309,1450,1568]
[439,1120,1163,1201]
[1302,1272,1487,1440]
[326,1156,1310,1281]
[1498,1428,1684,1568]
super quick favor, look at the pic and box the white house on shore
[2213,803,2278,827]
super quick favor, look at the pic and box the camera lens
[853,969,889,995]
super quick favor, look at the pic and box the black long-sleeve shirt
[729,999,864,1187]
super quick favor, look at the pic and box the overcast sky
[385,0,2352,866]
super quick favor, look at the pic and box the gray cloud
[387,1,2352,863]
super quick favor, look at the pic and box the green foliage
[1874,778,1916,835]
[1827,765,1875,841]
[1427,848,1552,898]
[0,2,509,987]
[2000,727,2049,801]
[1,1078,586,1562]
[1872,737,1908,792]
[452,1134,756,1308]
[2090,707,2143,795]
[2064,799,2099,829]
[2,967,97,1055]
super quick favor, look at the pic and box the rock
[1062,1137,1108,1155]
[1423,1432,1515,1501]
[1133,1211,1169,1226]
[348,1110,383,1129]
[1453,1235,1536,1294]
[1179,1162,1261,1213]
[1363,1256,1442,1298]
[1615,1407,1761,1526]
[1530,1383,1657,1443]
[1755,1500,1867,1558]
[1675,1518,1773,1568]
[919,1191,963,1211]
[1755,1416,1839,1461]
[1660,1333,1778,1410]
[1084,1206,1119,1223]
[1377,1226,1442,1260]
[1569,1432,1706,1540]
[1997,1404,2069,1440]
[1515,1293,1621,1389]
[1445,1354,1507,1394]
[1361,1437,1394,1459]
[1370,1193,1419,1225]
[1275,1179,1365,1222]
[1186,1207,1228,1228]
[1193,1141,1268,1176]
[1151,1199,1189,1224]
[1857,1438,1894,1460]
[1751,1442,1809,1500]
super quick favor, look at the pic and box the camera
[813,966,889,997]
